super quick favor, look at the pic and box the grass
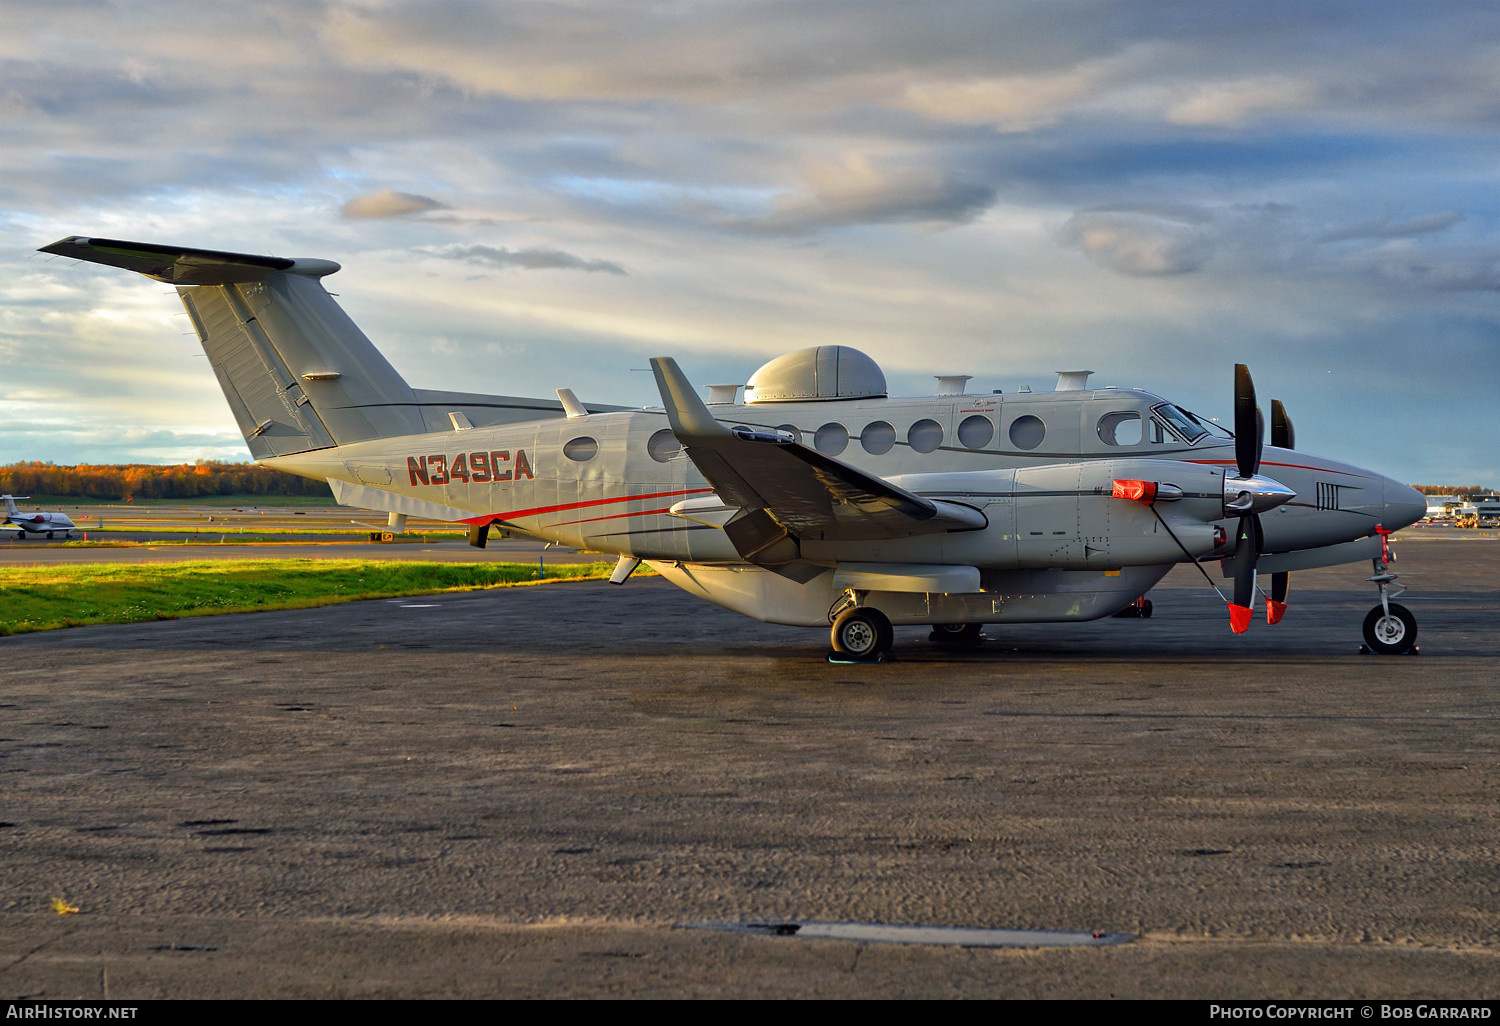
[0,559,617,635]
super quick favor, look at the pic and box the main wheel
[929,623,983,648]
[830,607,894,660]
[1363,602,1417,655]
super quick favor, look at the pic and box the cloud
[1319,211,1464,243]
[1165,76,1320,126]
[734,153,997,233]
[1058,209,1214,275]
[896,54,1130,131]
[434,244,626,275]
[341,189,449,219]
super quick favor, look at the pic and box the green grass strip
[0,559,616,635]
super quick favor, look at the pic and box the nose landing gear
[1362,527,1418,655]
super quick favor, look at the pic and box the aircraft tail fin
[40,237,431,458]
[2,495,20,516]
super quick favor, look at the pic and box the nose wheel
[1363,603,1416,655]
[1362,530,1418,655]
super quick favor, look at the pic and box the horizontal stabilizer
[40,236,340,285]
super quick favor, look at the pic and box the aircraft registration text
[408,451,534,486]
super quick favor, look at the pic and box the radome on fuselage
[38,236,1426,659]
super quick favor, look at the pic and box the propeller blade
[1271,399,1294,449]
[1267,570,1289,625]
[1229,513,1260,633]
[1233,364,1263,478]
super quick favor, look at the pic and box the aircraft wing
[650,358,985,542]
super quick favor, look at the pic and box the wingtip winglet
[649,357,730,441]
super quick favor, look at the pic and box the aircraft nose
[1382,478,1427,532]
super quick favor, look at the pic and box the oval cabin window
[908,419,944,454]
[647,428,682,463]
[958,415,994,449]
[860,421,895,455]
[814,423,849,456]
[563,436,599,462]
[1009,414,1045,450]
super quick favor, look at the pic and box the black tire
[830,607,894,659]
[1363,602,1417,655]
[929,623,983,648]
[1140,598,1153,619]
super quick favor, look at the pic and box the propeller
[1267,398,1294,624]
[1270,399,1294,450]
[1225,365,1296,634]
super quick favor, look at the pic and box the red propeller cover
[1229,604,1252,634]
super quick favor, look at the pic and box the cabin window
[814,422,849,456]
[1096,411,1142,446]
[908,419,943,453]
[777,424,803,445]
[1009,414,1045,450]
[958,415,993,449]
[647,428,683,463]
[860,421,895,455]
[563,436,599,462]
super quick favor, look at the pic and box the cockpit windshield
[1153,403,1212,444]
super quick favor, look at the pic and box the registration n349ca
[41,236,1427,661]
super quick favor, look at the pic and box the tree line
[1413,485,1494,496]
[0,461,333,501]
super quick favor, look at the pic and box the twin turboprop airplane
[40,236,1428,660]
[2,495,75,539]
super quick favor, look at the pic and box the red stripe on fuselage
[459,487,714,525]
[553,506,675,528]
[1185,459,1365,477]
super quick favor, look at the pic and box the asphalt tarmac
[1,537,1496,998]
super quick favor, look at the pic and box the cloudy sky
[2,0,1497,485]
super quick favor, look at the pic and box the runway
[0,503,603,566]
[1,538,1496,998]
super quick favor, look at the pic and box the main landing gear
[1362,529,1418,655]
[830,606,893,661]
[827,590,894,662]
[928,622,984,648]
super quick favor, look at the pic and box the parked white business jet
[40,236,1427,659]
[2,495,75,539]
